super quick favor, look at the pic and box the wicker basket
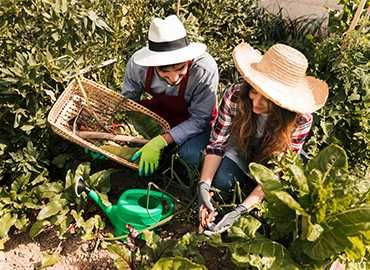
[48,77,170,170]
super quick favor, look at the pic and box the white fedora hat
[133,15,207,66]
[233,43,329,114]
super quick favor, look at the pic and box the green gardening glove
[131,135,167,176]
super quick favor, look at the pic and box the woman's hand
[197,181,217,232]
[204,204,249,236]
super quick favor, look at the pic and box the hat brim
[133,42,207,66]
[232,43,328,114]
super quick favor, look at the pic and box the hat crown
[255,44,308,87]
[148,15,187,42]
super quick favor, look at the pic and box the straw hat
[232,43,329,114]
[133,15,206,66]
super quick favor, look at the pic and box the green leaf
[152,256,207,270]
[228,215,262,239]
[306,144,348,176]
[229,239,300,270]
[303,207,370,260]
[74,162,91,180]
[29,220,50,238]
[0,213,17,238]
[126,110,165,139]
[89,169,116,193]
[272,190,308,216]
[249,163,283,195]
[41,252,60,268]
[288,164,309,195]
[37,198,66,220]
[106,243,131,265]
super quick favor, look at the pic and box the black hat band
[148,36,189,52]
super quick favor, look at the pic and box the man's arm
[121,56,145,102]
[170,64,219,145]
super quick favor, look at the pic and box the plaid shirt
[206,84,313,156]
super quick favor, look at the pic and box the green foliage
[0,0,369,268]
[125,111,165,139]
[307,30,370,174]
[247,145,370,268]
[328,0,370,34]
[152,256,207,270]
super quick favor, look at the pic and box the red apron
[140,62,217,128]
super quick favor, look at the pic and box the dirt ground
[0,228,116,270]
[0,220,229,270]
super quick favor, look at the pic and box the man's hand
[204,204,249,236]
[131,135,167,176]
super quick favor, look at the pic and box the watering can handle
[146,182,177,219]
[74,176,91,197]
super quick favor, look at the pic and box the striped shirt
[206,84,313,157]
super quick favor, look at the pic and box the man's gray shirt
[122,52,219,145]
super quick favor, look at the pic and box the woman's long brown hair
[231,83,298,163]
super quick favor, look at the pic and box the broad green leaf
[228,215,262,239]
[11,172,31,193]
[100,144,139,161]
[152,256,207,270]
[272,190,308,216]
[126,110,165,139]
[304,207,370,260]
[89,168,116,193]
[0,213,17,238]
[34,182,64,198]
[74,162,91,180]
[288,164,309,195]
[249,163,283,195]
[29,220,50,238]
[229,239,299,270]
[106,243,131,264]
[37,198,66,220]
[306,144,348,175]
[64,169,74,190]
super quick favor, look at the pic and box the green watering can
[75,177,175,238]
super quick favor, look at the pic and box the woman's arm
[200,154,223,185]
[240,185,265,210]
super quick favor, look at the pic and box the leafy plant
[206,145,370,269]
[307,30,370,174]
[328,0,370,34]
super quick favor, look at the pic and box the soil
[0,229,115,270]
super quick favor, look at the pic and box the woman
[197,42,329,234]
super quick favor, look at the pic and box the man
[122,15,219,176]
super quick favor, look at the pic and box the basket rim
[47,77,171,170]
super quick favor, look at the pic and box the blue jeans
[213,157,256,193]
[178,128,211,169]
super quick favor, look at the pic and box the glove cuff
[156,135,168,148]
[198,181,210,191]
[235,204,250,214]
